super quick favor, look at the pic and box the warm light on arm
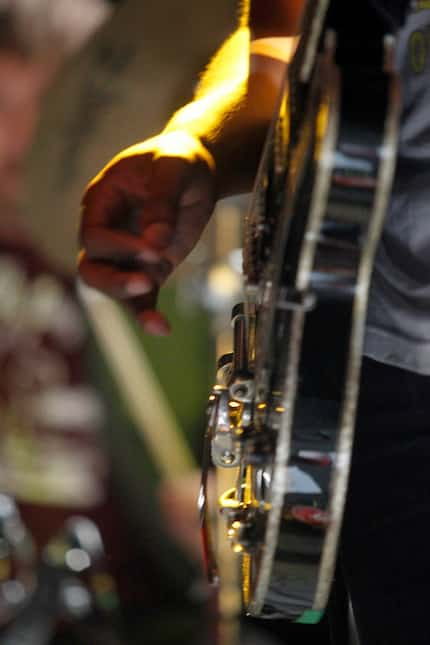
[89,5,301,198]
[164,34,297,148]
[250,37,297,63]
[164,27,250,142]
[86,130,216,189]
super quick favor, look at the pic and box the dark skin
[79,0,305,334]
[249,0,305,38]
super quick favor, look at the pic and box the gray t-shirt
[364,3,430,374]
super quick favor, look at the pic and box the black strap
[325,1,392,68]
[369,0,410,30]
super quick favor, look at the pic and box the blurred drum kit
[0,494,122,644]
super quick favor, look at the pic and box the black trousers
[247,349,430,645]
[340,357,430,644]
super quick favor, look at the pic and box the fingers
[78,139,216,334]
[79,205,174,305]
[79,158,193,300]
[78,254,172,336]
[138,309,171,336]
[78,255,153,298]
[80,227,162,264]
[80,156,190,261]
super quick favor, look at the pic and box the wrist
[160,129,216,174]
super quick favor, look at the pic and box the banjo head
[204,9,400,621]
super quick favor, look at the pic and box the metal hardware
[277,288,317,312]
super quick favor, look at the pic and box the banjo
[201,0,401,623]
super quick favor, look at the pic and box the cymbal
[23,0,237,273]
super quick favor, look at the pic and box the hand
[78,131,216,334]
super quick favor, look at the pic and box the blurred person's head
[0,12,53,209]
[0,1,110,216]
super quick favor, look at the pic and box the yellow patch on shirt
[414,1,430,11]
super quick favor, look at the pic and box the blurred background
[0,1,330,643]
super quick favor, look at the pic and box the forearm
[164,27,295,197]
